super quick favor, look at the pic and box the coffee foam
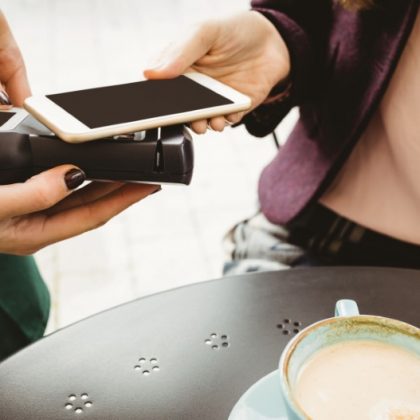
[293,340,420,420]
[370,400,420,420]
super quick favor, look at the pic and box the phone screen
[47,76,233,129]
[0,112,16,127]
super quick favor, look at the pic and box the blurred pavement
[2,0,297,331]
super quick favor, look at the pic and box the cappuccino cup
[278,300,420,420]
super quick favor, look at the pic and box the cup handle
[335,299,360,317]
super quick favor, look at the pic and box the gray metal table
[0,267,419,419]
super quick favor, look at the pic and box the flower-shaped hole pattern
[277,319,303,335]
[64,393,93,414]
[204,333,230,350]
[134,357,160,376]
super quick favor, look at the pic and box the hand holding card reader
[0,115,193,185]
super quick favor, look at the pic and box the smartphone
[0,108,28,131]
[23,72,251,143]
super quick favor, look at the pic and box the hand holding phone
[144,11,290,134]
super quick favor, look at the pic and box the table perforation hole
[64,393,93,413]
[134,357,160,376]
[205,332,230,350]
[277,319,303,335]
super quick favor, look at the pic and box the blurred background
[2,0,297,332]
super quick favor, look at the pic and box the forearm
[249,10,291,92]
[243,0,333,136]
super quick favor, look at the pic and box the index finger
[144,21,219,80]
[5,65,31,106]
[0,12,31,105]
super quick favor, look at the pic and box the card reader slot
[153,140,164,172]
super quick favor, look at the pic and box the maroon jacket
[244,0,419,225]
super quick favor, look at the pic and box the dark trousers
[223,207,420,275]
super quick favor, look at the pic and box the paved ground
[2,0,297,332]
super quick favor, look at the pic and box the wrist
[263,77,292,105]
[250,10,291,88]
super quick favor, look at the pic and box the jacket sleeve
[242,0,333,137]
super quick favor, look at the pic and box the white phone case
[24,72,251,143]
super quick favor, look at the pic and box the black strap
[287,204,420,268]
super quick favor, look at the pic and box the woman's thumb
[0,165,86,219]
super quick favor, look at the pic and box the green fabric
[0,307,28,362]
[0,254,50,360]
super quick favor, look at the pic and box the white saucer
[229,371,289,420]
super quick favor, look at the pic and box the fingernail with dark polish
[151,186,162,195]
[65,168,86,190]
[0,91,11,106]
